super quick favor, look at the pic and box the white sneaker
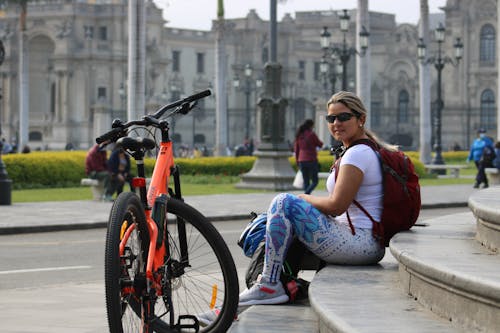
[196,307,240,327]
[196,308,220,327]
[238,279,289,306]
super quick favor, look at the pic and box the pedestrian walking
[467,128,494,188]
[294,119,323,194]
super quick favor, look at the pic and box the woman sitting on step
[238,91,393,306]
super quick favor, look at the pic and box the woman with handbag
[293,119,323,194]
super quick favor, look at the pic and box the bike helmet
[238,212,267,257]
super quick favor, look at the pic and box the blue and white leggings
[262,193,386,284]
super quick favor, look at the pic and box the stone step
[228,301,318,333]
[468,186,500,251]
[390,212,500,333]
[309,253,461,333]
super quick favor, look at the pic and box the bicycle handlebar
[96,89,212,144]
[152,89,211,119]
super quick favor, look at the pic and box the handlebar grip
[96,127,124,144]
[186,89,211,102]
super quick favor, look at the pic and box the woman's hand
[297,193,310,202]
[300,164,363,216]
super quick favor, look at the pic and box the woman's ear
[359,114,366,125]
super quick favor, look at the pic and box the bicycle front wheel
[155,197,239,333]
[105,192,150,333]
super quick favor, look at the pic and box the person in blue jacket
[467,128,494,188]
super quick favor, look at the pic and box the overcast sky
[153,0,448,30]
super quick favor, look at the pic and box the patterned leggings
[262,193,385,284]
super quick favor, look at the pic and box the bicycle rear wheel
[105,192,150,333]
[155,197,240,333]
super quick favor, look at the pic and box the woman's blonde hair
[327,91,398,151]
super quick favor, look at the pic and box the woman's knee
[269,193,301,217]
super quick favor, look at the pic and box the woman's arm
[311,132,324,148]
[298,164,363,216]
[294,139,300,161]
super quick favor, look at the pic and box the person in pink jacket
[294,119,324,194]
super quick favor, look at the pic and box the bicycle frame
[103,89,240,333]
[118,138,179,286]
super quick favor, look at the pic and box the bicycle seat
[118,136,156,152]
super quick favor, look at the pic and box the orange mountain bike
[98,89,239,333]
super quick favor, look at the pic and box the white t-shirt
[326,144,383,229]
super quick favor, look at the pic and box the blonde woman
[238,91,392,306]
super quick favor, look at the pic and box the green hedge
[3,151,87,189]
[2,149,445,189]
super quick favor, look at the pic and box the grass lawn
[12,175,268,203]
[11,171,476,203]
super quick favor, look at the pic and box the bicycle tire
[105,192,150,333]
[105,193,239,333]
[152,197,239,333]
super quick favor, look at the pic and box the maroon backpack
[335,139,421,246]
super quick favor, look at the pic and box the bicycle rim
[151,197,239,333]
[105,192,150,333]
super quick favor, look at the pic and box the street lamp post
[320,9,368,150]
[320,9,369,91]
[320,55,342,96]
[169,84,180,141]
[233,64,262,141]
[418,23,463,165]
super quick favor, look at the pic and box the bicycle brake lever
[178,102,189,115]
[143,115,160,125]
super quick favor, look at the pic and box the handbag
[293,170,303,189]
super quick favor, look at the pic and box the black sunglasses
[325,112,357,123]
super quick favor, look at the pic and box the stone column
[214,0,228,156]
[419,0,432,164]
[127,0,146,121]
[356,0,371,128]
[236,0,295,190]
[92,101,112,144]
[18,4,29,153]
[236,63,295,190]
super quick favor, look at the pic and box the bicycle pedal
[175,315,199,332]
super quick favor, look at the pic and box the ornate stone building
[0,0,497,152]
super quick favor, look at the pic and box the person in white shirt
[239,91,395,306]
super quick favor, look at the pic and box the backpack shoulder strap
[334,139,381,235]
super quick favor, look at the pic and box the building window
[98,87,107,100]
[480,89,495,130]
[314,61,321,81]
[172,50,180,72]
[99,26,107,41]
[298,60,305,80]
[196,52,205,74]
[371,101,381,127]
[261,47,269,64]
[480,24,495,63]
[50,83,56,115]
[398,90,409,123]
[84,25,94,40]
[29,131,43,141]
